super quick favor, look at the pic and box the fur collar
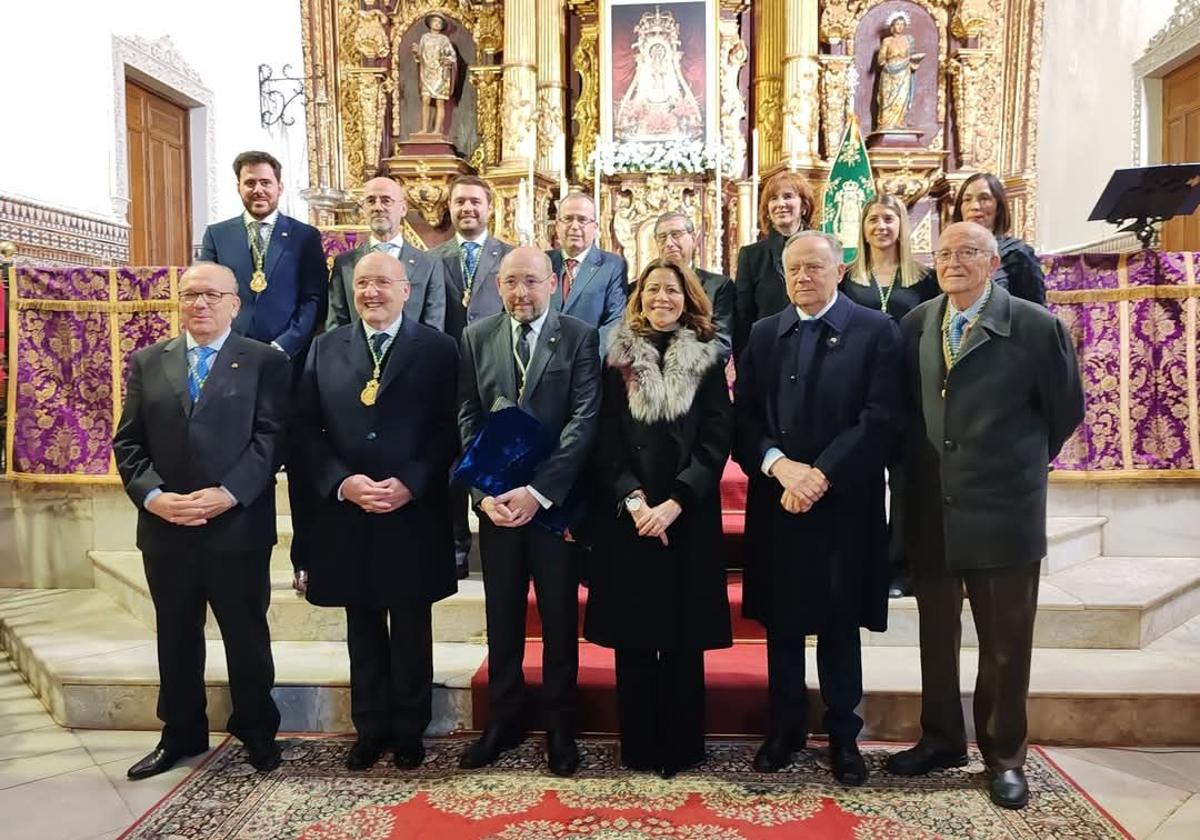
[607,322,720,423]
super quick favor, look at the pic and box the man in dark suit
[652,210,734,361]
[734,231,902,786]
[294,251,459,771]
[547,193,627,354]
[199,150,328,361]
[457,246,601,777]
[428,174,514,577]
[112,263,290,780]
[329,176,446,332]
[887,222,1084,810]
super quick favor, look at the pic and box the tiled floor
[0,656,1196,840]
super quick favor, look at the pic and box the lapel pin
[408,258,416,264]
[826,335,840,348]
[281,231,289,237]
[231,362,239,368]
[549,336,558,344]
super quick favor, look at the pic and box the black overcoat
[733,294,902,635]
[733,228,791,356]
[295,316,460,608]
[584,325,733,651]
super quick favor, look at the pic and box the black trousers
[451,484,472,564]
[765,625,863,744]
[345,603,434,744]
[478,518,579,733]
[143,545,279,752]
[913,561,1040,771]
[615,647,705,768]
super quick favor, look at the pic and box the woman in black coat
[951,172,1046,305]
[733,171,817,355]
[583,258,733,778]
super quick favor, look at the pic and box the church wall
[1035,0,1174,252]
[0,2,310,254]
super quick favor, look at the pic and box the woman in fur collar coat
[583,258,733,778]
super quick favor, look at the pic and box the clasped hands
[481,487,542,528]
[146,487,235,526]
[342,474,413,514]
[627,491,681,546]
[770,458,829,514]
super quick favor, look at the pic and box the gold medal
[462,289,471,308]
[250,270,268,293]
[360,378,379,406]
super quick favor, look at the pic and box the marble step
[91,551,487,644]
[3,587,1199,744]
[1042,516,1105,574]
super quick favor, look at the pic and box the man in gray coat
[328,176,446,332]
[887,221,1083,810]
[652,210,734,362]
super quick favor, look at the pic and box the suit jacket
[112,332,291,555]
[733,294,902,635]
[199,214,327,360]
[695,267,734,363]
[328,241,447,332]
[428,234,514,340]
[901,284,1083,572]
[547,247,628,355]
[458,309,601,513]
[733,228,791,357]
[295,317,459,607]
[995,235,1047,306]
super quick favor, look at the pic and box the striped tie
[948,313,969,362]
[187,346,215,403]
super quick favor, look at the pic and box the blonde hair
[847,194,924,288]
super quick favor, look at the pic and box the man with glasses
[548,193,627,354]
[652,210,734,361]
[456,246,601,777]
[293,251,459,772]
[113,263,291,780]
[329,176,447,332]
[887,221,1083,809]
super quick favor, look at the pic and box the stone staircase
[3,483,1200,745]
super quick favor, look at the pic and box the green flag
[821,116,876,263]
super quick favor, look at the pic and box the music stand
[1089,164,1200,249]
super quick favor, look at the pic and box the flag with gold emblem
[821,116,876,263]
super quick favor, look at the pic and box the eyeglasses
[933,247,988,264]
[653,229,690,243]
[557,215,595,227]
[360,196,397,208]
[499,275,552,291]
[180,291,236,306]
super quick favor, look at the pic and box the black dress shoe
[885,742,969,776]
[126,745,207,781]
[393,736,426,770]
[459,725,525,769]
[345,739,385,771]
[546,730,581,777]
[989,767,1029,809]
[829,741,868,786]
[752,731,806,772]
[245,738,282,772]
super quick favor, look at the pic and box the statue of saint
[412,12,458,136]
[875,12,925,130]
[614,9,703,143]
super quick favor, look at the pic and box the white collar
[455,230,488,247]
[185,327,232,352]
[561,245,591,266]
[510,308,549,341]
[362,314,403,340]
[243,209,279,228]
[795,290,839,321]
[368,232,407,251]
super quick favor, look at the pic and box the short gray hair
[654,210,695,234]
[783,230,844,264]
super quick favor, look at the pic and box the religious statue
[412,12,458,136]
[875,12,925,130]
[614,8,703,143]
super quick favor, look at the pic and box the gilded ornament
[755,77,784,166]
[536,88,564,164]
[951,0,992,41]
[571,25,600,182]
[404,162,451,226]
[354,9,390,60]
[818,56,854,159]
[718,19,748,177]
[469,65,503,171]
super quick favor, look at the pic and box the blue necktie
[187,346,215,403]
[948,312,969,361]
[374,242,397,257]
[462,241,480,286]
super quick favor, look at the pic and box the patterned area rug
[119,738,1130,839]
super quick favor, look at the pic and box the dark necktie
[515,322,532,389]
[462,241,480,288]
[371,330,389,356]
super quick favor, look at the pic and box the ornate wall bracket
[569,1,600,184]
[817,55,855,158]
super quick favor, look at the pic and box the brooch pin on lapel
[281,231,289,237]
[231,362,240,369]
[826,335,840,348]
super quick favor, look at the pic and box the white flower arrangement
[592,140,732,176]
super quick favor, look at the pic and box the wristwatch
[624,493,644,513]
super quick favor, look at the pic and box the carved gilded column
[781,0,819,167]
[500,0,537,167]
[569,0,600,186]
[817,55,854,159]
[718,11,748,179]
[469,65,503,172]
[947,49,995,171]
[536,0,567,185]
[753,0,784,170]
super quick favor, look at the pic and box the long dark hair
[950,172,1011,237]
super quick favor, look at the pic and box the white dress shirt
[337,315,403,502]
[510,310,553,509]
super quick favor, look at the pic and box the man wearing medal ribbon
[294,250,459,772]
[429,174,514,578]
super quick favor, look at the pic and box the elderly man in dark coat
[294,250,460,772]
[886,221,1083,810]
[734,230,902,786]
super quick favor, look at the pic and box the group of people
[112,150,1082,813]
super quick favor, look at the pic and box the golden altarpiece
[298,0,1043,275]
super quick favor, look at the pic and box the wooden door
[126,80,191,265]
[1162,56,1200,251]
